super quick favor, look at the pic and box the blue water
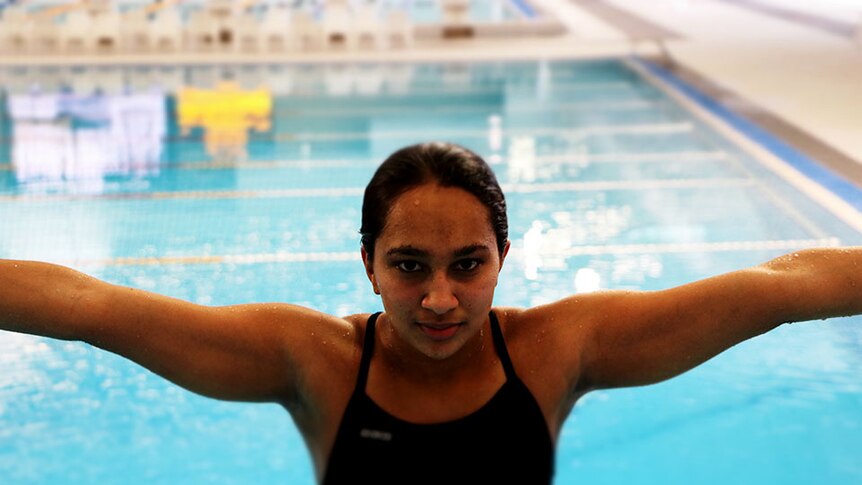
[0,58,861,484]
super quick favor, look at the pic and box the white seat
[150,8,183,52]
[1,7,33,54]
[353,4,380,50]
[291,10,323,51]
[260,7,292,52]
[30,14,62,54]
[120,9,151,53]
[234,11,261,53]
[385,8,413,49]
[185,9,218,52]
[321,3,353,50]
[61,10,92,53]
[206,1,239,51]
[441,0,470,24]
[90,9,121,53]
[440,0,473,39]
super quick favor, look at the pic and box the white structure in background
[7,92,74,187]
[384,63,415,94]
[109,92,167,176]
[573,267,602,293]
[522,220,545,280]
[264,65,294,96]
[507,136,537,183]
[6,88,166,190]
[355,64,385,96]
[536,59,551,101]
[324,64,357,96]
[487,114,503,158]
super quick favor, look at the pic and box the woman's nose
[421,272,458,315]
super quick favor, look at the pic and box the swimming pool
[0,57,861,484]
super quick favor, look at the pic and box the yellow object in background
[177,81,272,162]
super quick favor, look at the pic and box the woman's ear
[361,245,381,295]
[498,240,511,272]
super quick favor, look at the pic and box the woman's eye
[455,259,480,271]
[396,261,422,273]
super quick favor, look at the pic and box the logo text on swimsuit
[360,428,393,441]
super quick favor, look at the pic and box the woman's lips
[417,322,463,341]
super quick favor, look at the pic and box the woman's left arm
[561,247,862,391]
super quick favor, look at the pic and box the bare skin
[2,182,862,481]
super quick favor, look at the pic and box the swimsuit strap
[488,311,518,379]
[356,311,516,391]
[355,312,381,393]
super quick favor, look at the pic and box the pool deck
[583,0,862,185]
[533,0,862,184]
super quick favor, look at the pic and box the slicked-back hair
[360,142,508,259]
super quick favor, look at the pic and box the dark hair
[360,142,508,259]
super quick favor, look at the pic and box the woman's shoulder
[240,305,369,361]
[491,293,614,342]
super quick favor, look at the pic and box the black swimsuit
[323,311,554,484]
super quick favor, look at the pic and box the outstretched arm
[0,259,343,404]
[541,247,862,392]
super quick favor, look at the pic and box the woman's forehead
[378,184,496,251]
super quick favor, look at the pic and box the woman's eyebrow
[386,246,428,257]
[385,244,490,258]
[454,244,491,257]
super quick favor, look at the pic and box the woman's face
[362,183,508,361]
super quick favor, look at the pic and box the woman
[1,142,861,484]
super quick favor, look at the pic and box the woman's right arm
[0,259,349,404]
[2,259,105,339]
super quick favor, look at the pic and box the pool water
[0,58,861,484]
